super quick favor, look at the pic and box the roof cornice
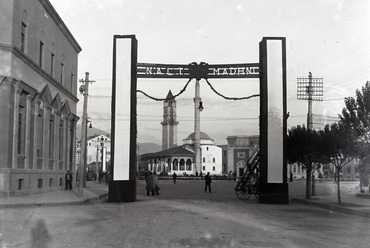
[39,0,82,53]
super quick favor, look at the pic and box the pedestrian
[334,173,337,183]
[289,172,293,182]
[153,172,160,196]
[172,172,177,184]
[200,171,203,180]
[205,172,212,193]
[228,171,232,181]
[233,171,237,181]
[65,169,73,190]
[145,171,155,196]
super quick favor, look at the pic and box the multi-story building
[223,135,260,177]
[0,0,81,196]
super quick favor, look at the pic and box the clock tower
[161,90,179,150]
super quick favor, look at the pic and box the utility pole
[297,72,323,198]
[297,72,323,129]
[78,72,95,197]
[307,72,313,129]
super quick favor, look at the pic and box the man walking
[172,172,177,184]
[205,172,212,193]
[65,170,73,190]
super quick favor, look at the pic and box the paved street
[1,179,369,248]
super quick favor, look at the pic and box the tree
[287,125,322,199]
[321,122,356,204]
[340,81,370,193]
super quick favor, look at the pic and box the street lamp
[198,101,204,112]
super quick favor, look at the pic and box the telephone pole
[297,72,323,129]
[78,72,95,197]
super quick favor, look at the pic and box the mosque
[140,91,222,175]
[140,91,259,176]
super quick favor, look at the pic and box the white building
[84,134,111,172]
[183,132,222,175]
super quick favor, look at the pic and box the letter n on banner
[109,35,137,202]
[259,37,289,204]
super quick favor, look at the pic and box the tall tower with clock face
[161,90,179,150]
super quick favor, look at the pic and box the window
[213,166,215,171]
[59,178,62,186]
[38,179,43,188]
[206,147,209,151]
[18,179,24,190]
[49,178,53,187]
[203,157,205,163]
[59,123,63,160]
[180,159,185,171]
[18,111,23,154]
[49,118,54,159]
[50,53,55,77]
[39,41,44,67]
[37,113,43,158]
[18,102,26,155]
[173,159,178,170]
[202,166,205,171]
[70,73,74,91]
[21,22,27,52]
[213,158,215,163]
[186,159,192,170]
[60,63,64,84]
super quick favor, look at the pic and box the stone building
[223,135,260,177]
[0,0,81,196]
[141,132,223,175]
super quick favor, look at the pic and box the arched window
[180,159,185,171]
[173,159,178,170]
[186,159,192,170]
[167,158,171,172]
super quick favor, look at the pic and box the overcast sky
[49,0,370,145]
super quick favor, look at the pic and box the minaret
[161,90,179,150]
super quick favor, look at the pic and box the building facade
[141,132,223,175]
[0,0,81,196]
[224,135,260,177]
[86,134,111,172]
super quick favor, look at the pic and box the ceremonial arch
[109,35,288,204]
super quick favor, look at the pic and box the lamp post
[194,79,203,175]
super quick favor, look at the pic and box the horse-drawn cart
[235,144,260,200]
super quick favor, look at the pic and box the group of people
[145,171,160,196]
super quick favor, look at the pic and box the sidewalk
[292,193,370,218]
[0,181,108,208]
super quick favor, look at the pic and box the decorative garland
[136,78,260,102]
[136,78,193,101]
[204,78,260,100]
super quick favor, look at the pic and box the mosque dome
[183,132,215,145]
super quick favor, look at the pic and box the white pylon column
[194,80,201,175]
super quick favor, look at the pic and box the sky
[49,0,370,146]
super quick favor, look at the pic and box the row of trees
[287,81,370,204]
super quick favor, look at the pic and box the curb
[291,197,370,218]
[0,193,108,209]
